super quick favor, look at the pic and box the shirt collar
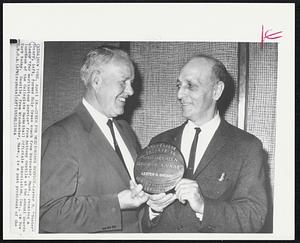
[82,98,112,125]
[186,112,221,133]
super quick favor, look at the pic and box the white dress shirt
[181,113,221,173]
[82,98,136,182]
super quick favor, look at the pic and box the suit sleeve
[190,138,268,232]
[39,126,122,233]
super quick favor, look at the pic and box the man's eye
[187,82,193,89]
[176,83,181,89]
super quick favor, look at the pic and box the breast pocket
[199,174,233,200]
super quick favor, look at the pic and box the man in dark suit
[142,55,267,233]
[39,46,148,233]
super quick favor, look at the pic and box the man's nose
[125,82,134,96]
[177,86,184,100]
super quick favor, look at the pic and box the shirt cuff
[195,212,203,221]
[195,202,205,221]
[149,207,160,220]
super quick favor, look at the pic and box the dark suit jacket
[39,104,141,233]
[142,119,267,233]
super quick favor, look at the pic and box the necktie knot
[107,119,113,129]
[195,127,201,135]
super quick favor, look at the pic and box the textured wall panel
[247,43,277,232]
[248,43,277,191]
[42,41,120,131]
[129,42,239,147]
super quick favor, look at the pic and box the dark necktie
[184,127,201,179]
[107,119,131,178]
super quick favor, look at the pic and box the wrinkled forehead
[179,57,215,81]
[103,54,135,79]
[112,54,134,70]
[98,52,133,70]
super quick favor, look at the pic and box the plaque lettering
[134,143,185,193]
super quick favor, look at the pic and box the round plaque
[134,143,185,194]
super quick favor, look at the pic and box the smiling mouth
[180,103,193,111]
[117,97,127,103]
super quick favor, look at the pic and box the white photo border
[3,3,295,240]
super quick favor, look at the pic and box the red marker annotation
[261,25,283,47]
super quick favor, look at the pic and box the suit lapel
[170,121,187,150]
[75,103,130,186]
[88,123,130,185]
[193,119,229,179]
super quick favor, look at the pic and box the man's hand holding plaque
[175,178,204,214]
[134,143,205,216]
[118,180,149,210]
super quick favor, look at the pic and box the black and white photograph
[3,3,294,240]
[40,41,276,234]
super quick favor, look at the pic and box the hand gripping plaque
[134,143,185,194]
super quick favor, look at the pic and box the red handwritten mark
[261,25,283,48]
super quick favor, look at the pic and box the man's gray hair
[80,46,131,86]
[192,54,230,84]
[191,54,234,115]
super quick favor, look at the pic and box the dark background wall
[42,41,120,129]
[42,41,277,232]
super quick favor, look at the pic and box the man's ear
[213,81,225,101]
[90,70,102,90]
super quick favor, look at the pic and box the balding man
[142,55,267,233]
[39,46,148,233]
